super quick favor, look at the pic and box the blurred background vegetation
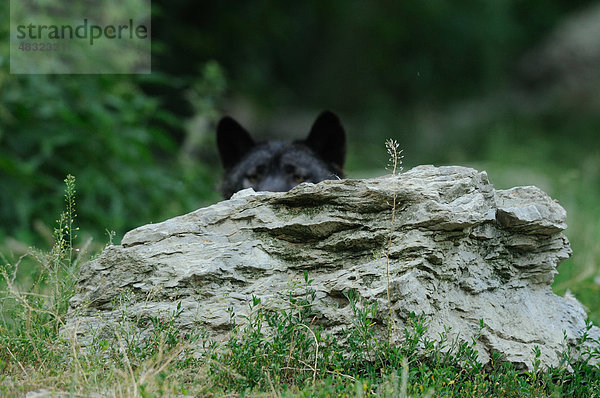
[1,1,599,321]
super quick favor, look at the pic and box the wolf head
[216,110,346,198]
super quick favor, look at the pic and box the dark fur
[216,110,346,198]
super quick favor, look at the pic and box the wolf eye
[293,175,306,183]
[247,174,258,183]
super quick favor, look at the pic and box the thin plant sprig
[386,139,403,175]
[384,139,403,340]
[47,174,79,328]
[63,174,78,267]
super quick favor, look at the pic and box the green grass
[1,256,599,397]
[1,174,599,397]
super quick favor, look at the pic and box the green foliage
[0,176,81,369]
[0,70,223,245]
[210,272,326,390]
[0,1,225,245]
[207,278,600,397]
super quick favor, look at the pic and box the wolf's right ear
[216,116,255,170]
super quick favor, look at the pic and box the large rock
[64,165,598,370]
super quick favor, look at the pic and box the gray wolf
[216,110,346,198]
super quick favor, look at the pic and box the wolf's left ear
[217,116,256,170]
[305,110,346,169]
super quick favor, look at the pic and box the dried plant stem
[385,139,403,341]
[386,189,397,337]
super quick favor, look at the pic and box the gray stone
[63,165,598,370]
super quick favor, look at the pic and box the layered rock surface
[64,165,598,370]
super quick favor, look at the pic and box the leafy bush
[0,53,224,247]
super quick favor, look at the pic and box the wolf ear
[305,110,346,169]
[216,116,255,170]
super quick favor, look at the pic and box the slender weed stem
[385,139,403,340]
